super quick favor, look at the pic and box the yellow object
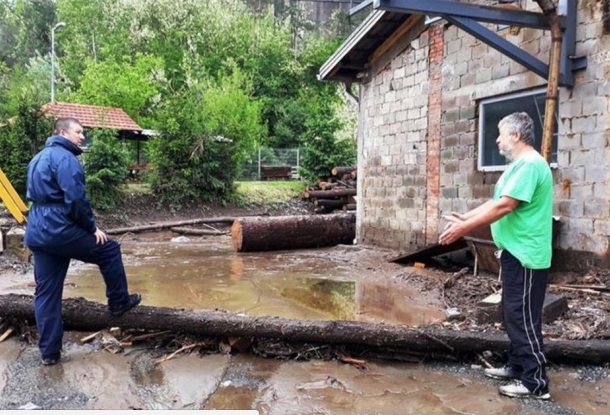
[0,167,28,223]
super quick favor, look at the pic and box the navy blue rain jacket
[24,135,97,247]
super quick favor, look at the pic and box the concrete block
[475,292,568,325]
[5,227,30,263]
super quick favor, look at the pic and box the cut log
[335,179,356,188]
[319,182,339,191]
[105,217,237,235]
[331,166,356,177]
[231,214,355,252]
[1,294,609,364]
[303,188,357,199]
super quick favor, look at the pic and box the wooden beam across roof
[373,0,586,87]
[369,14,421,66]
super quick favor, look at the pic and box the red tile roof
[42,102,142,131]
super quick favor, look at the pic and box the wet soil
[0,197,609,413]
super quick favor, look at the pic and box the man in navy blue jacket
[24,117,141,366]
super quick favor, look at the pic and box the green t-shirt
[490,151,553,269]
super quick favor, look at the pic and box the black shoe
[109,293,142,317]
[41,352,61,366]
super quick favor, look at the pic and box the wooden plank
[369,15,421,65]
[389,239,467,264]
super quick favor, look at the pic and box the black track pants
[501,250,549,395]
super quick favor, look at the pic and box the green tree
[297,91,356,184]
[55,0,135,91]
[83,129,131,210]
[69,54,165,123]
[0,98,52,196]
[149,69,264,208]
[13,0,57,65]
[0,56,54,118]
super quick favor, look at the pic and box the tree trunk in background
[231,213,355,252]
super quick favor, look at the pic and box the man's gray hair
[498,112,535,146]
[53,117,82,135]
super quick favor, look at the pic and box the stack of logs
[301,166,357,214]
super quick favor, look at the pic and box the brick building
[319,0,610,270]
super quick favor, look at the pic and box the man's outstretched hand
[438,213,467,245]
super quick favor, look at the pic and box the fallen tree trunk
[231,214,355,252]
[106,217,237,235]
[2,294,609,364]
[171,227,228,236]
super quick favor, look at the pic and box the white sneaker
[499,382,551,400]
[484,366,519,380]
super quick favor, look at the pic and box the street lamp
[51,22,66,103]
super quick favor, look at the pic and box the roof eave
[318,10,387,82]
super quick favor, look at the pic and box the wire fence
[239,147,304,181]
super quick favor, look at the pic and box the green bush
[149,69,264,209]
[83,129,131,210]
[294,89,356,184]
[0,99,51,197]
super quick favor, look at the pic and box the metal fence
[239,147,304,181]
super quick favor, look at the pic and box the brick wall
[425,24,444,245]
[358,20,429,250]
[355,1,609,268]
[553,0,610,265]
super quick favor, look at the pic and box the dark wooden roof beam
[373,0,586,87]
[373,0,557,29]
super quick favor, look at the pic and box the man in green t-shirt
[439,112,553,400]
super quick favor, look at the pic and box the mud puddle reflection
[63,236,443,325]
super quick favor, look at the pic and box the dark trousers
[29,235,130,357]
[501,250,549,395]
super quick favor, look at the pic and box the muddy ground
[0,196,609,413]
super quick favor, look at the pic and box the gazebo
[42,102,153,166]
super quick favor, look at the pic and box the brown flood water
[0,233,608,413]
[62,233,445,326]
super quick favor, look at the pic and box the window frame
[477,88,558,172]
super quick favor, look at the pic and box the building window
[478,88,558,171]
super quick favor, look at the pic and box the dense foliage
[0,99,52,196]
[83,129,132,210]
[0,0,359,207]
[149,69,264,209]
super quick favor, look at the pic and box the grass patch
[117,180,306,207]
[235,181,306,205]
[123,182,152,194]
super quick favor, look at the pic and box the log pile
[302,166,357,214]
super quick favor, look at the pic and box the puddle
[63,238,444,325]
[0,235,609,413]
